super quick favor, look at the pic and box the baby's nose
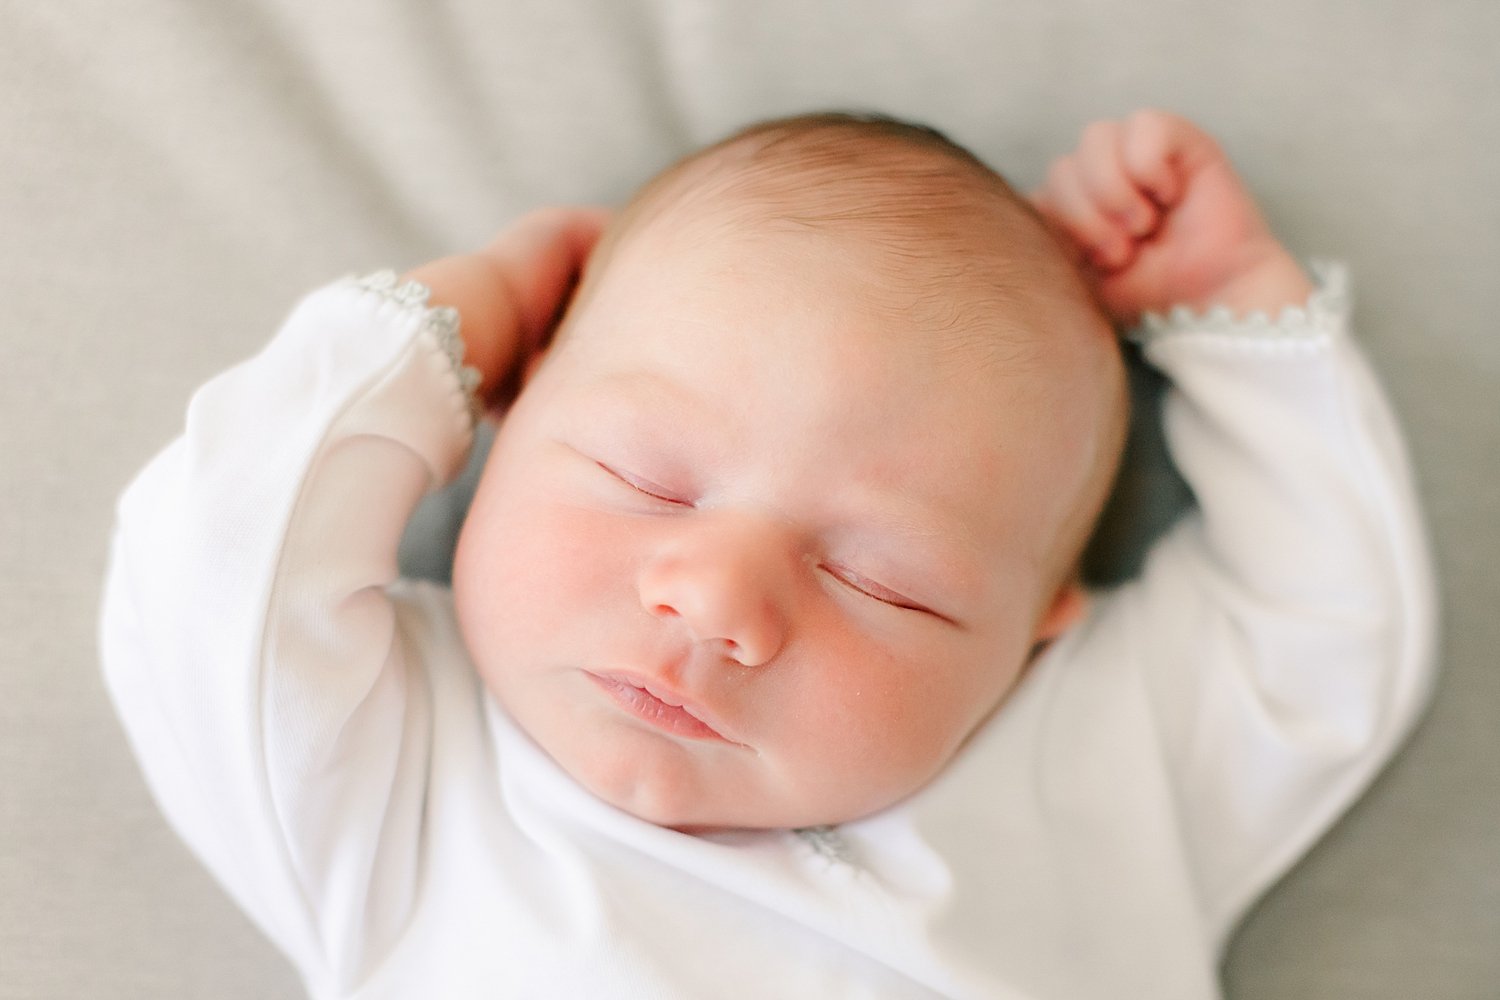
[636,513,793,667]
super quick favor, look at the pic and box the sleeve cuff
[1129,260,1349,346]
[346,270,484,426]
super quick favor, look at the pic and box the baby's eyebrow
[587,370,719,428]
[596,368,701,400]
[832,494,990,605]
[566,370,731,477]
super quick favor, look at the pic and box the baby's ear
[1034,582,1089,643]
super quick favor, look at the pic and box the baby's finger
[1118,110,1188,207]
[486,207,611,350]
[1077,120,1160,237]
[490,207,611,280]
[1043,155,1134,272]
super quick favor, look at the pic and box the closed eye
[597,461,691,506]
[822,562,939,617]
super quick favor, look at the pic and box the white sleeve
[1101,264,1438,941]
[99,274,478,991]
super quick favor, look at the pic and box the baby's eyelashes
[597,461,693,506]
[821,562,939,618]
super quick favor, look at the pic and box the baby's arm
[1034,112,1436,940]
[99,209,603,988]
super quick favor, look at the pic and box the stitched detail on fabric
[1130,260,1348,345]
[795,824,856,867]
[349,270,482,424]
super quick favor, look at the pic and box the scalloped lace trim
[1132,260,1349,343]
[348,270,483,419]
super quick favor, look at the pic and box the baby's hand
[1032,110,1312,324]
[404,206,610,408]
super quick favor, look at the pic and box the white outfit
[100,266,1436,999]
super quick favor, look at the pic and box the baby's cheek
[775,640,937,804]
[457,498,621,657]
[791,635,1006,810]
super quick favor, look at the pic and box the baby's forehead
[582,223,1099,469]
[580,171,1107,416]
[638,211,1088,387]
[598,219,1025,378]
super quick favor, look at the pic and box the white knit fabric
[100,269,1435,999]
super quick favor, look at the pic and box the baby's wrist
[1196,246,1314,319]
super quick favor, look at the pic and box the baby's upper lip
[588,669,748,747]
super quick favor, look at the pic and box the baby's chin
[570,762,790,831]
[570,754,901,833]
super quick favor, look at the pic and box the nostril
[718,637,758,667]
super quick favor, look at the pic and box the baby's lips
[587,669,751,748]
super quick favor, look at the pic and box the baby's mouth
[584,671,743,745]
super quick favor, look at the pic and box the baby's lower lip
[585,672,731,743]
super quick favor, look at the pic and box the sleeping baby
[101,110,1434,998]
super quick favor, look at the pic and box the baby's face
[454,215,1107,830]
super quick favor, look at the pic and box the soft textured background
[3,2,1496,997]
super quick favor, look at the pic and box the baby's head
[454,113,1127,830]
